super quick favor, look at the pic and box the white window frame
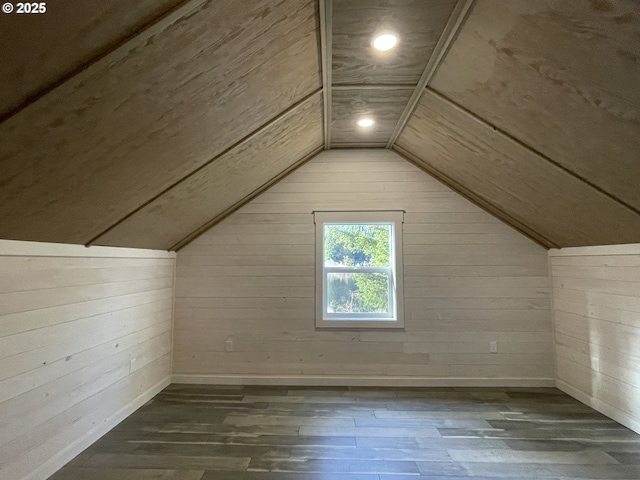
[314,211,404,329]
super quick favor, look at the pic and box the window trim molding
[314,210,405,329]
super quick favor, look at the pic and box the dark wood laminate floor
[50,385,640,479]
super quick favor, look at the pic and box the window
[314,211,404,329]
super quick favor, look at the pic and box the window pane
[326,272,390,314]
[324,224,391,268]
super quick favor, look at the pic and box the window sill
[315,318,405,329]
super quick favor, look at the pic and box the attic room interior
[1,0,639,478]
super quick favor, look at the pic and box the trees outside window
[314,211,404,329]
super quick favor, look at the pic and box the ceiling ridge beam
[171,145,324,251]
[393,145,558,249]
[331,142,388,149]
[386,0,476,148]
[430,88,640,219]
[319,0,332,149]
[86,88,323,247]
[0,0,206,127]
[332,84,416,90]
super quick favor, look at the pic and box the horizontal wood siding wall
[0,241,175,480]
[550,245,640,434]
[173,149,553,385]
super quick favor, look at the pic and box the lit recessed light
[373,33,398,51]
[357,118,375,128]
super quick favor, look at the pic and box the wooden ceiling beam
[332,84,415,90]
[330,142,389,149]
[319,0,332,149]
[386,0,476,148]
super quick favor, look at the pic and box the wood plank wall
[0,241,175,480]
[550,245,640,434]
[173,149,554,386]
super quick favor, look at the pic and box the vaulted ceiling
[0,0,638,250]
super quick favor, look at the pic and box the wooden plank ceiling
[96,92,324,250]
[395,0,640,248]
[0,0,183,120]
[329,0,458,147]
[0,0,638,249]
[0,0,321,249]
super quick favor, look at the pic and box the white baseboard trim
[556,379,640,435]
[27,376,171,480]
[171,374,555,388]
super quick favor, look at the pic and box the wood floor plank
[609,452,640,465]
[373,410,505,420]
[447,448,618,464]
[500,411,613,422]
[290,445,451,462]
[205,435,357,448]
[100,432,213,444]
[379,475,540,480]
[355,437,420,449]
[49,385,640,480]
[424,462,640,478]
[243,395,356,404]
[487,419,625,430]
[503,439,592,452]
[248,458,420,474]
[132,443,291,459]
[414,438,510,450]
[298,425,441,438]
[354,417,492,428]
[223,414,355,427]
[83,441,142,454]
[49,469,206,480]
[201,473,378,480]
[157,424,300,436]
[83,453,250,471]
[265,404,376,416]
[438,427,640,441]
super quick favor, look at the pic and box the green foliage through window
[324,224,391,313]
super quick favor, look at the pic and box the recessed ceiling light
[373,33,398,51]
[357,118,375,128]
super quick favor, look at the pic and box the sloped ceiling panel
[0,0,182,119]
[0,0,321,245]
[329,0,457,147]
[94,92,324,250]
[331,88,412,147]
[430,0,640,212]
[395,89,640,248]
[332,0,457,85]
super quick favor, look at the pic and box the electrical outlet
[225,338,234,352]
[490,341,498,353]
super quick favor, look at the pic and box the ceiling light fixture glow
[357,118,375,128]
[373,33,398,51]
